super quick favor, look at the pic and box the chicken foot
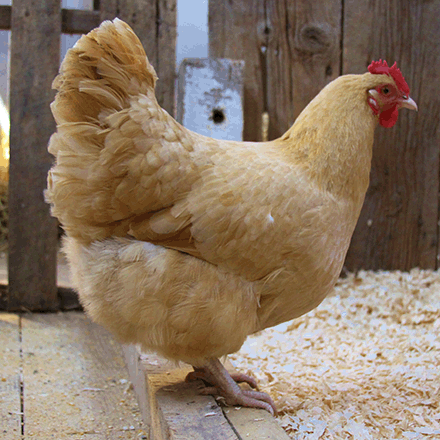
[186,367,258,389]
[186,358,277,415]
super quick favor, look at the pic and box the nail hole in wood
[210,108,225,124]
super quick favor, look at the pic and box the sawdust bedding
[230,269,440,439]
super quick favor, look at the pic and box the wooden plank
[0,284,7,310]
[122,346,152,432]
[177,58,244,141]
[0,286,80,311]
[0,313,21,439]
[221,361,290,440]
[0,6,100,34]
[62,8,100,34]
[155,380,236,440]
[99,0,177,116]
[223,407,290,440]
[0,5,11,30]
[155,0,177,116]
[122,346,289,440]
[8,1,60,311]
[264,0,341,139]
[209,0,266,141]
[0,253,81,311]
[122,348,238,440]
[343,0,439,270]
[209,1,341,141]
[21,312,144,439]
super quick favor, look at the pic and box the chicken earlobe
[186,358,277,415]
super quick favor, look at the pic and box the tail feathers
[51,18,158,125]
[46,19,189,244]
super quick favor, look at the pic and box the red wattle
[379,105,399,128]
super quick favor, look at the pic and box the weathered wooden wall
[8,0,61,310]
[209,0,436,271]
[343,0,440,271]
[2,0,176,311]
[209,0,342,140]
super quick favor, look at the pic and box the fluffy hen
[46,19,417,414]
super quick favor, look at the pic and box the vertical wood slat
[8,0,61,310]
[209,1,340,142]
[343,0,439,271]
[264,0,341,139]
[99,0,177,116]
[155,0,178,116]
[209,0,267,141]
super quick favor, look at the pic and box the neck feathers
[279,74,378,204]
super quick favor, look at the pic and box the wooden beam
[122,347,237,439]
[155,0,178,116]
[0,253,81,311]
[0,5,11,30]
[0,285,80,311]
[223,406,289,440]
[8,0,60,310]
[0,6,100,34]
[122,346,290,439]
[343,0,439,270]
[61,8,100,34]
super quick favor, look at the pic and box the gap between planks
[122,345,290,440]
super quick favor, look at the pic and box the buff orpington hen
[46,19,417,415]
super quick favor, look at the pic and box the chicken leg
[186,358,277,415]
[186,367,258,389]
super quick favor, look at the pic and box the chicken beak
[400,95,418,111]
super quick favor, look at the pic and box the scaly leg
[186,358,277,415]
[186,367,258,389]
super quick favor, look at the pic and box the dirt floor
[231,269,440,439]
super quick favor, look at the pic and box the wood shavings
[230,269,440,439]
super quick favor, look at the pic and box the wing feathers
[46,19,197,244]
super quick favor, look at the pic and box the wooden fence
[0,0,177,311]
[1,0,439,311]
[209,0,439,272]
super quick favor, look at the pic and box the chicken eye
[381,86,390,95]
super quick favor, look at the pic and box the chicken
[45,19,417,415]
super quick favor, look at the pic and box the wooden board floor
[0,312,145,439]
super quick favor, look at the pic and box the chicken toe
[186,367,258,389]
[191,358,277,415]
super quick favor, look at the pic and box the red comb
[368,60,410,95]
